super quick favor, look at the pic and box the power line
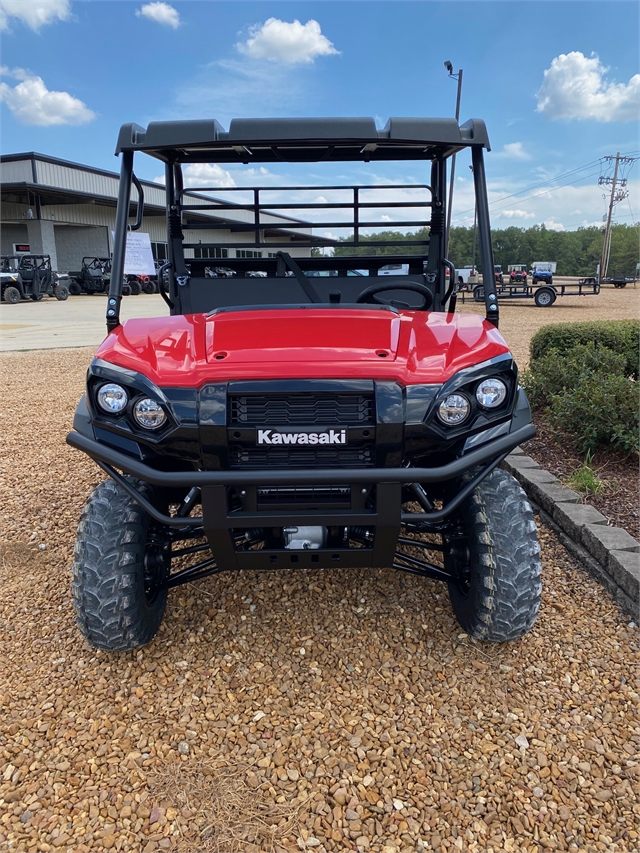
[451,168,604,226]
[454,158,603,219]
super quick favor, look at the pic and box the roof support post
[106,150,133,332]
[471,147,499,328]
[426,158,446,310]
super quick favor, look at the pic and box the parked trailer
[466,278,600,308]
[600,275,637,289]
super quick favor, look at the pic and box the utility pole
[444,62,463,259]
[598,153,636,280]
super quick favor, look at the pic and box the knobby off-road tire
[446,468,542,642]
[68,281,82,296]
[3,286,20,304]
[54,283,69,301]
[72,478,170,651]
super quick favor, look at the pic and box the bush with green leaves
[529,319,639,380]
[547,372,638,456]
[522,341,639,457]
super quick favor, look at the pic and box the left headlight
[133,397,167,430]
[476,378,507,408]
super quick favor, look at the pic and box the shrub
[522,341,639,457]
[547,373,639,456]
[529,320,640,379]
[522,343,627,409]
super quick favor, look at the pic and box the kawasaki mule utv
[68,257,112,296]
[1,254,70,302]
[67,116,542,651]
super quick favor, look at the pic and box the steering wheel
[355,278,433,310]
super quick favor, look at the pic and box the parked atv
[67,114,542,652]
[508,264,528,284]
[68,257,112,296]
[1,255,69,302]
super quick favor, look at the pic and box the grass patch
[563,452,607,498]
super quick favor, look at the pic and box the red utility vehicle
[509,264,528,284]
[67,116,542,651]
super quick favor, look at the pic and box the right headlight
[97,382,128,413]
[437,394,471,426]
[476,378,507,408]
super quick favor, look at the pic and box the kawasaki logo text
[257,429,347,446]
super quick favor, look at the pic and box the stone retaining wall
[502,450,639,617]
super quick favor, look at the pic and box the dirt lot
[1,336,639,850]
[457,282,639,369]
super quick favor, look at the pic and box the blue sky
[1,0,638,232]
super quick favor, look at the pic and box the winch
[283,526,327,550]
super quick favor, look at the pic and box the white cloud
[153,163,236,188]
[237,18,340,64]
[243,167,271,178]
[175,58,308,124]
[0,0,70,31]
[135,2,180,29]
[543,219,565,231]
[501,209,536,220]
[497,142,531,161]
[536,52,640,122]
[0,66,95,125]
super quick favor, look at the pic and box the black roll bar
[106,150,133,333]
[471,147,499,328]
[130,174,145,231]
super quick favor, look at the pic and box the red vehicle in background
[509,264,528,284]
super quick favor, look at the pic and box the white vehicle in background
[378,263,409,275]
[455,266,479,290]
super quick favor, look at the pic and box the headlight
[133,398,167,430]
[476,378,507,408]
[437,394,470,425]
[97,383,128,413]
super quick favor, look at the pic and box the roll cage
[106,116,499,331]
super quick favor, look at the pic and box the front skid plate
[201,482,402,569]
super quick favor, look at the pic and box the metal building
[0,152,316,271]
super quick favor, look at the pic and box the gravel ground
[1,349,639,853]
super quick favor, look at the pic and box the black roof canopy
[115,117,490,164]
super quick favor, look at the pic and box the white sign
[123,232,156,275]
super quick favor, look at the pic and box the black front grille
[257,486,351,507]
[230,394,374,426]
[230,444,374,468]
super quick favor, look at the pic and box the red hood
[95,309,511,387]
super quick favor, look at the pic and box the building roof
[0,151,320,241]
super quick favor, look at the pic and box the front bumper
[67,422,534,569]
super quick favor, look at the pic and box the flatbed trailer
[600,276,637,289]
[464,278,600,308]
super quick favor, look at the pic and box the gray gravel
[1,348,638,853]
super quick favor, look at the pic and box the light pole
[444,60,463,258]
